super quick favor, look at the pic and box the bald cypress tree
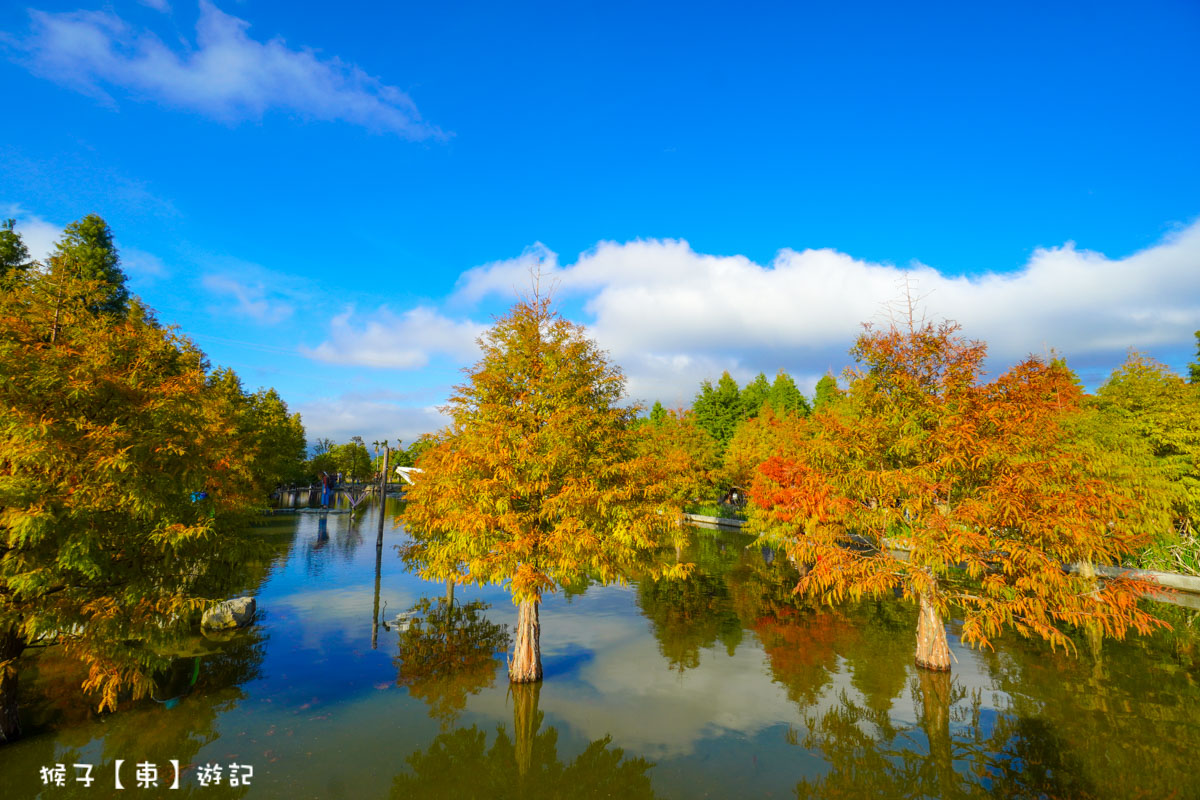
[50,214,128,315]
[402,293,685,683]
[0,266,262,742]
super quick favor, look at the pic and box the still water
[3,498,1199,798]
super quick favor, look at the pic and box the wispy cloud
[302,306,484,369]
[14,1,442,138]
[122,246,168,279]
[200,272,296,324]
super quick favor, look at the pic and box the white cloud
[9,213,60,263]
[454,220,1200,399]
[17,1,441,138]
[302,306,484,369]
[136,0,170,11]
[201,272,295,323]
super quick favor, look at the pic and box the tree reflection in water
[641,529,1116,798]
[793,669,1100,800]
[393,597,510,728]
[7,626,266,799]
[636,532,745,674]
[391,682,657,799]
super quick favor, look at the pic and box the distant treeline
[301,436,432,484]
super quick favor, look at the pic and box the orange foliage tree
[402,293,686,683]
[721,405,809,490]
[748,319,1169,672]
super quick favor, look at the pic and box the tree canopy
[402,293,685,682]
[0,263,265,741]
[748,319,1170,673]
[768,369,811,416]
[812,373,841,411]
[0,220,33,285]
[0,214,305,742]
[692,371,743,456]
[740,372,772,418]
[49,214,129,315]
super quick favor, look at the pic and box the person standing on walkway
[320,471,332,509]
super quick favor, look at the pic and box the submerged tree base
[509,600,543,683]
[915,593,951,672]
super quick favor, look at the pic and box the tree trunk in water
[0,626,25,744]
[917,668,955,794]
[509,599,542,683]
[915,591,951,671]
[446,581,455,609]
[511,681,542,778]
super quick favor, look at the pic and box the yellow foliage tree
[0,263,262,742]
[402,293,686,683]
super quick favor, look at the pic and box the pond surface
[3,498,1200,799]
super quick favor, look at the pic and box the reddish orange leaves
[748,319,1171,666]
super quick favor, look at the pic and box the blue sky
[3,0,1199,445]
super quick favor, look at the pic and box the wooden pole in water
[376,443,390,550]
[371,544,382,650]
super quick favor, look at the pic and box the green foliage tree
[49,214,129,315]
[767,369,811,416]
[0,219,33,285]
[246,388,308,490]
[692,372,743,457]
[0,267,262,743]
[740,373,771,419]
[1095,353,1200,543]
[335,437,373,482]
[402,293,685,683]
[1190,331,1200,385]
[649,401,668,426]
[305,437,338,480]
[812,373,841,411]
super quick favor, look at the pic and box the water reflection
[303,512,366,576]
[4,512,1200,799]
[391,683,657,799]
[793,670,1101,799]
[393,597,510,727]
[979,623,1200,799]
[8,626,267,799]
